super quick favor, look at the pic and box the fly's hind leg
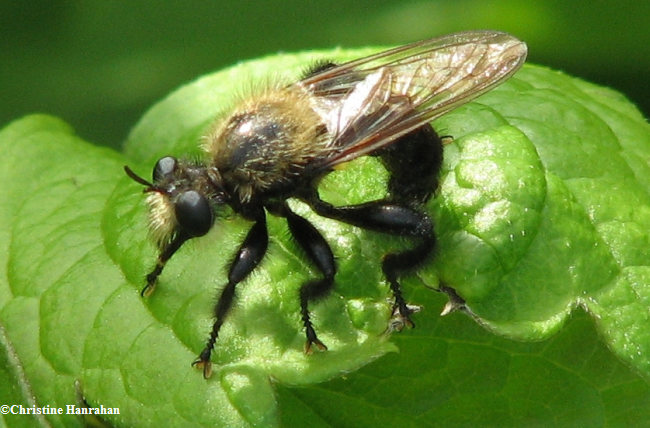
[304,196,435,330]
[382,224,435,330]
[303,123,442,329]
[376,123,443,326]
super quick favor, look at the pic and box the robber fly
[124,30,527,378]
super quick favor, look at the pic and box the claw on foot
[386,303,421,333]
[192,348,214,379]
[304,337,328,354]
[140,282,156,297]
[304,324,328,354]
[192,357,213,379]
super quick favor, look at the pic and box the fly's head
[125,156,228,249]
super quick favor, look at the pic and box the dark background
[2,1,648,149]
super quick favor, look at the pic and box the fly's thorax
[204,87,328,203]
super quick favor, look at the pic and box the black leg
[304,194,435,329]
[300,123,441,328]
[192,214,269,378]
[141,232,191,297]
[276,203,336,353]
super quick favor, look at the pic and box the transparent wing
[297,30,527,170]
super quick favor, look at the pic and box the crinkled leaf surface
[1,47,649,427]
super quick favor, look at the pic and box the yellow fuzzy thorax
[202,86,327,203]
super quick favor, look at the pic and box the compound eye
[175,191,213,237]
[153,156,178,182]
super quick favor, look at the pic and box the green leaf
[1,47,649,427]
[428,66,650,367]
